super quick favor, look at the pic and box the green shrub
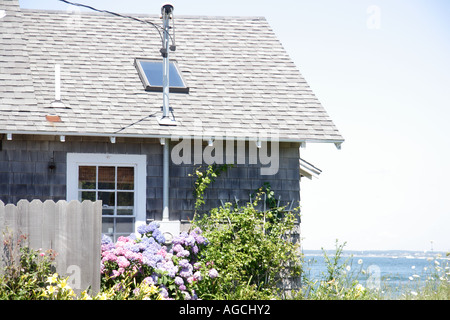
[193,191,302,299]
[0,231,57,300]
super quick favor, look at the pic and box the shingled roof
[0,0,343,145]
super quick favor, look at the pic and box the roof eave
[0,130,344,146]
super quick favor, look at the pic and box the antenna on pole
[158,2,177,126]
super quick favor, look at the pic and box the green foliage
[40,273,78,300]
[295,240,379,300]
[198,277,275,300]
[0,231,57,300]
[189,164,232,214]
[97,271,163,300]
[193,190,302,299]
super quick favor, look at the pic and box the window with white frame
[67,154,146,241]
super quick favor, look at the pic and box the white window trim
[67,153,147,233]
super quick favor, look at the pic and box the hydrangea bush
[100,222,218,300]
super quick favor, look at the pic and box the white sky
[19,0,450,252]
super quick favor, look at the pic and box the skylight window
[135,58,189,93]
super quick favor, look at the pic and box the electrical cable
[58,0,175,43]
[114,113,157,134]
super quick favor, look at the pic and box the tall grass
[399,253,450,300]
[293,241,450,300]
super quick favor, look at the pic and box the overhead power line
[58,0,167,42]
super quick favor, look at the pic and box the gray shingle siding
[0,136,300,222]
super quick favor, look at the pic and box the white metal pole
[161,6,171,222]
[162,139,169,221]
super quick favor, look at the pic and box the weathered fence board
[0,200,102,296]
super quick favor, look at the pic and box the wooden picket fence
[0,199,102,295]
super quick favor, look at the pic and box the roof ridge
[20,8,266,21]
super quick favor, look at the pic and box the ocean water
[302,249,449,297]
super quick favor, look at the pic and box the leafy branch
[189,164,232,217]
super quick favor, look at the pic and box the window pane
[80,191,96,202]
[102,218,114,234]
[98,191,115,207]
[116,218,134,233]
[102,208,114,216]
[117,167,134,190]
[117,208,133,216]
[140,61,161,86]
[98,166,115,189]
[139,60,186,88]
[117,192,134,207]
[78,166,96,189]
[168,63,186,87]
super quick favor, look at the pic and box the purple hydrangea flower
[101,234,113,245]
[193,262,202,270]
[137,221,161,237]
[174,276,184,286]
[176,249,190,258]
[137,224,148,235]
[178,259,190,269]
[133,287,141,296]
[127,233,137,241]
[180,266,193,278]
[159,287,168,298]
[185,235,196,247]
[193,271,203,281]
[172,244,184,253]
[172,232,188,246]
[143,276,155,286]
[208,268,219,279]
[195,235,207,245]
[182,291,191,300]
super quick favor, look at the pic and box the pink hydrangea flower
[102,252,117,262]
[157,248,167,258]
[117,256,130,269]
[111,270,120,278]
[117,236,133,243]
